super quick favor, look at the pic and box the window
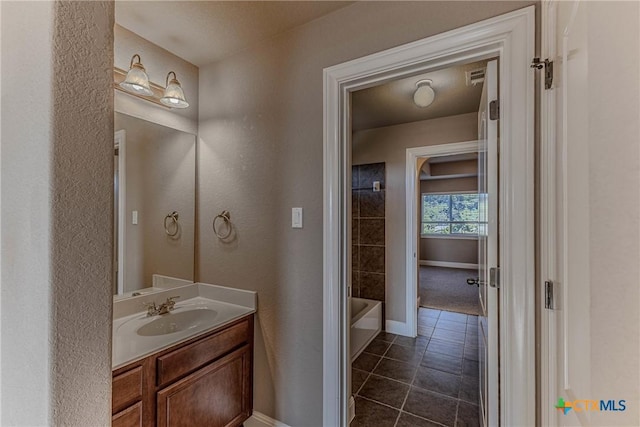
[421,193,487,236]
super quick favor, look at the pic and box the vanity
[112,283,256,427]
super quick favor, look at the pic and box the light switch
[373,181,381,192]
[132,210,138,225]
[292,207,303,229]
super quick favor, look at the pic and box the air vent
[465,68,486,86]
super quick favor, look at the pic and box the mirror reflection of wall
[114,112,196,296]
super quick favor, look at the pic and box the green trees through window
[421,193,486,235]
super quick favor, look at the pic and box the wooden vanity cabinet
[112,314,254,427]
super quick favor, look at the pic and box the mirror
[113,112,196,296]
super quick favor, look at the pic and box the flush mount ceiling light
[160,71,189,109]
[413,79,435,108]
[119,54,153,96]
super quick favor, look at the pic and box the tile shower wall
[352,163,386,305]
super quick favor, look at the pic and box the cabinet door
[112,402,142,427]
[157,345,252,427]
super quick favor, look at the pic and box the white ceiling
[115,1,354,66]
[352,60,490,131]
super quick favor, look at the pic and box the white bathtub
[350,297,382,361]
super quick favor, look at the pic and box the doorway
[323,7,535,427]
[417,153,482,317]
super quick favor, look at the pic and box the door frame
[323,6,535,426]
[405,140,480,339]
[539,0,558,425]
[115,129,126,296]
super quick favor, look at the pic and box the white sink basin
[136,308,219,336]
[112,295,256,369]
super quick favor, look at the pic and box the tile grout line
[360,309,477,426]
[392,335,428,427]
[400,410,450,427]
[353,333,396,400]
[393,336,427,426]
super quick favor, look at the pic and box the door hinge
[489,267,500,289]
[545,280,554,309]
[531,57,554,90]
[489,100,499,121]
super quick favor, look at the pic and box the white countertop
[112,283,256,370]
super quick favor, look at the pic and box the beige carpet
[419,266,482,316]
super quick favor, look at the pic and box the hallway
[352,308,480,427]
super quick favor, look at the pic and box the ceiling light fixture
[413,79,435,108]
[160,71,189,109]
[119,54,153,96]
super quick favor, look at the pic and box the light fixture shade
[119,54,153,96]
[160,72,189,109]
[413,79,435,108]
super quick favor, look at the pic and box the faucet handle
[143,301,158,316]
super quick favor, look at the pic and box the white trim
[540,1,558,426]
[246,411,291,427]
[420,235,479,241]
[421,190,480,195]
[419,260,479,270]
[348,396,355,425]
[0,2,3,419]
[323,7,535,426]
[385,319,413,337]
[407,140,480,341]
[115,130,126,296]
[323,53,348,427]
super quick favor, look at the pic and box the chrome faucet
[144,296,180,317]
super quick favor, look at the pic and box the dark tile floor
[351,308,479,427]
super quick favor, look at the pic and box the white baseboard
[349,395,356,424]
[385,319,413,337]
[245,411,291,427]
[419,260,478,270]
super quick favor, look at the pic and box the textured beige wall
[115,24,199,135]
[197,2,535,425]
[1,2,54,423]
[420,239,478,264]
[2,1,113,425]
[354,113,478,319]
[420,177,478,194]
[587,3,639,423]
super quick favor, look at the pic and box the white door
[541,1,591,425]
[477,59,499,427]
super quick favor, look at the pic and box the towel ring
[164,211,179,237]
[212,210,233,239]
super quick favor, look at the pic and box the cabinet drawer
[112,401,142,427]
[112,366,143,414]
[157,318,249,387]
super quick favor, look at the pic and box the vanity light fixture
[119,54,153,96]
[160,71,189,109]
[413,79,435,108]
